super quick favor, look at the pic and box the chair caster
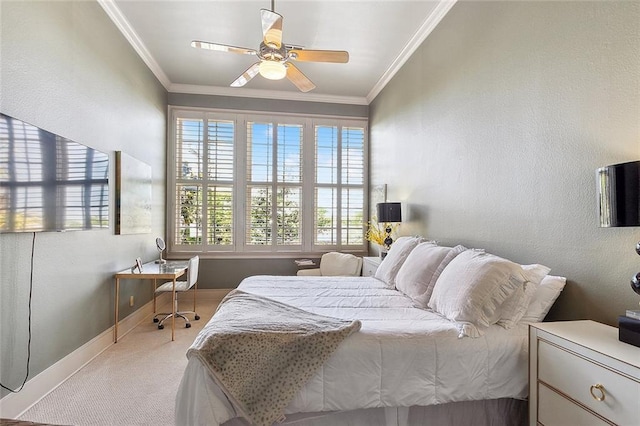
[185,323,191,328]
[195,315,200,320]
[153,318,159,323]
[158,324,164,330]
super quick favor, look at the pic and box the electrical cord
[1,232,35,393]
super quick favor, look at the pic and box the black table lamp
[598,160,640,290]
[377,202,402,249]
[597,160,640,346]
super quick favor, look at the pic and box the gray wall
[168,93,368,118]
[0,1,167,397]
[370,1,640,326]
[198,258,320,289]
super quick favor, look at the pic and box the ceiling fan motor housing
[259,42,288,62]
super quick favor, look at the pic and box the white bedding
[175,275,529,425]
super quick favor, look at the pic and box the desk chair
[153,256,200,329]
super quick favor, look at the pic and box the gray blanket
[187,289,361,426]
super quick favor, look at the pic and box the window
[168,108,367,256]
[173,115,234,247]
[314,123,365,248]
[246,120,303,248]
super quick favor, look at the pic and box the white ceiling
[99,1,456,105]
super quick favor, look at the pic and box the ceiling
[99,1,455,105]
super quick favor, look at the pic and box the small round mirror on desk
[155,237,167,264]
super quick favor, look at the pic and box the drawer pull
[590,383,606,401]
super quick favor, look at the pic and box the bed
[175,239,566,426]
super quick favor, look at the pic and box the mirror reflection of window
[0,113,109,233]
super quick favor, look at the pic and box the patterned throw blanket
[186,289,361,426]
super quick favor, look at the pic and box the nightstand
[362,256,382,277]
[529,321,640,426]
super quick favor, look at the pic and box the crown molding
[97,0,171,89]
[99,0,455,106]
[97,0,366,105]
[366,0,458,104]
[168,83,369,105]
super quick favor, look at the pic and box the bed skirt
[220,398,527,426]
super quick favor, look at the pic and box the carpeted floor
[16,297,222,426]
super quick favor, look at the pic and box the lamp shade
[597,160,640,227]
[377,202,402,223]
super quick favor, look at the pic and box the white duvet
[175,275,529,425]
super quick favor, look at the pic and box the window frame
[167,107,368,258]
[311,118,367,252]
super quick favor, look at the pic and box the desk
[114,261,188,343]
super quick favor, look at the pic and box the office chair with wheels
[153,256,200,329]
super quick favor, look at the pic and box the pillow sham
[520,275,566,323]
[374,236,424,287]
[428,250,529,338]
[522,264,551,287]
[396,243,467,308]
[395,242,448,297]
[495,263,551,329]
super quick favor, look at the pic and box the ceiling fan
[191,0,349,92]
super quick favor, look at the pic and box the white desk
[114,261,188,343]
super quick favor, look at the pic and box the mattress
[175,275,529,425]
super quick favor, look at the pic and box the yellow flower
[365,216,399,247]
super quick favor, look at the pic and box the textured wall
[370,1,640,326]
[0,1,167,397]
[168,93,368,118]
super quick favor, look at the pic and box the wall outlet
[129,296,134,307]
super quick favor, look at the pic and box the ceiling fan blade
[289,49,349,63]
[286,63,316,92]
[191,40,257,56]
[231,62,261,87]
[260,9,283,48]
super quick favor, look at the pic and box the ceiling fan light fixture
[259,60,287,80]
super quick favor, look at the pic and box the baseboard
[0,289,233,419]
[0,293,172,419]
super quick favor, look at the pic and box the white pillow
[394,242,447,296]
[374,236,424,287]
[396,243,467,308]
[522,264,551,286]
[428,250,529,338]
[495,264,551,329]
[521,275,566,323]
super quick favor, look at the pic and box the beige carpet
[17,297,222,426]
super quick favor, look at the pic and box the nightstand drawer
[538,383,609,426]
[362,262,377,277]
[538,339,640,425]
